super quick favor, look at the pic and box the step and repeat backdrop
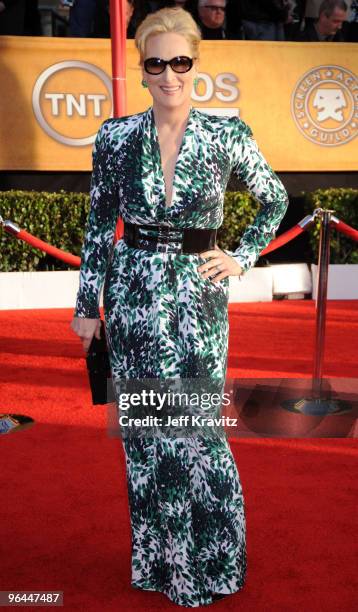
[0,36,357,171]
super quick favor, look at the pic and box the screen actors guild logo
[291,65,357,147]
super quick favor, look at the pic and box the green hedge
[0,190,89,272]
[302,188,358,265]
[0,188,357,272]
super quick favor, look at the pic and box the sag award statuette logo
[291,65,358,147]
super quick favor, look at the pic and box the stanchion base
[281,397,352,416]
[0,413,35,435]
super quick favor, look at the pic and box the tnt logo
[291,65,357,147]
[32,61,113,146]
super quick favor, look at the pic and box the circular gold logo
[291,65,357,146]
[32,61,113,146]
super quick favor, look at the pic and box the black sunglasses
[143,56,196,75]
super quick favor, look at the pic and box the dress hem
[131,579,246,608]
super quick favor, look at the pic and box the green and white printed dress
[74,105,288,607]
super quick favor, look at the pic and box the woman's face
[141,32,198,110]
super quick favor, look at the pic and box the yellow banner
[0,36,357,171]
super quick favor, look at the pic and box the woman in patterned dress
[70,6,289,607]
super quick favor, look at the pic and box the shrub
[0,188,357,271]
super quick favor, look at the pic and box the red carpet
[0,301,357,611]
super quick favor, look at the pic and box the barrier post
[281,207,352,417]
[110,0,125,241]
[312,208,334,398]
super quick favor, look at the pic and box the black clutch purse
[86,319,114,405]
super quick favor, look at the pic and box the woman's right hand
[70,317,102,353]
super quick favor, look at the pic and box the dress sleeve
[74,121,119,318]
[225,117,289,277]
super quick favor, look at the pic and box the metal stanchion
[281,207,352,416]
[312,208,332,399]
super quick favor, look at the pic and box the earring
[142,79,148,88]
[194,77,199,87]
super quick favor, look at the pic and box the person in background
[58,0,96,36]
[194,0,235,39]
[92,0,136,38]
[283,1,306,39]
[294,0,348,40]
[197,0,227,38]
[239,0,290,40]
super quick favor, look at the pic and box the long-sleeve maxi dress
[74,105,289,608]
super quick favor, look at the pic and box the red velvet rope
[261,224,305,255]
[2,217,357,268]
[17,229,81,267]
[333,219,358,243]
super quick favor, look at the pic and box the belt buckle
[157,225,170,244]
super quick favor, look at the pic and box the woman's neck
[152,101,192,132]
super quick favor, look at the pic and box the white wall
[0,264,357,309]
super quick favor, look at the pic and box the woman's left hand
[197,245,243,283]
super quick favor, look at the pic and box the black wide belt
[123,222,217,254]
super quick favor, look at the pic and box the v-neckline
[150,105,194,210]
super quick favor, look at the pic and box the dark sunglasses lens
[171,57,192,72]
[145,59,165,74]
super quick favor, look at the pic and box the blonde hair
[135,7,202,65]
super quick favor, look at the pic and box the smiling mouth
[161,86,181,94]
